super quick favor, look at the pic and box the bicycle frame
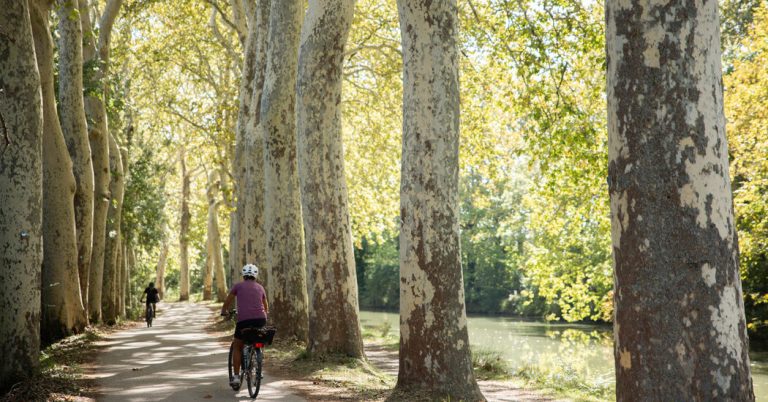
[229,340,264,398]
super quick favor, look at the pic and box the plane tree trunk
[156,238,169,300]
[243,0,270,296]
[204,170,224,301]
[261,0,308,341]
[606,0,754,399]
[179,152,191,301]
[297,0,364,358]
[57,0,94,312]
[0,1,44,389]
[102,133,124,324]
[393,1,484,400]
[82,0,123,324]
[30,0,88,344]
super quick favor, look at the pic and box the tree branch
[209,6,241,66]
[204,0,240,33]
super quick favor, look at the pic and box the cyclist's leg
[152,302,157,317]
[232,337,244,376]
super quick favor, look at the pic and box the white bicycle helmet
[241,263,259,278]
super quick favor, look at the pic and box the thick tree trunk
[297,0,363,358]
[0,0,43,389]
[232,0,258,281]
[394,1,483,400]
[102,133,124,324]
[82,0,123,323]
[244,0,270,293]
[261,0,309,341]
[606,0,754,399]
[30,0,88,344]
[204,170,223,301]
[57,0,94,312]
[179,153,191,301]
[156,238,169,300]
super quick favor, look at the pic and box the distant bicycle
[225,310,276,398]
[145,304,154,327]
[140,282,159,328]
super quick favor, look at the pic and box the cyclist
[220,264,268,387]
[140,282,159,318]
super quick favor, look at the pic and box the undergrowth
[1,328,105,402]
[515,363,614,402]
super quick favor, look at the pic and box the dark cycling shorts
[234,318,267,340]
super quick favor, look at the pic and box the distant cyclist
[140,282,159,318]
[220,264,269,387]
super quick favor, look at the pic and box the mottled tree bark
[232,0,259,282]
[102,133,124,324]
[0,0,43,389]
[244,0,270,293]
[394,1,483,400]
[30,0,88,344]
[297,0,363,358]
[606,0,754,399]
[179,153,191,301]
[204,170,224,301]
[261,0,308,341]
[82,0,123,323]
[156,238,169,300]
[57,0,94,312]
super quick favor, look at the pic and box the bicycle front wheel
[246,348,262,398]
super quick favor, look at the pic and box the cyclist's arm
[262,295,269,315]
[221,292,235,315]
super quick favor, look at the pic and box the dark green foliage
[356,235,399,310]
[121,146,168,250]
[460,170,527,314]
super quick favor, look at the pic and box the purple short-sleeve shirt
[231,280,267,322]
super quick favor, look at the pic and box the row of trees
[2,0,762,399]
[1,0,136,389]
[228,0,757,399]
[229,0,480,395]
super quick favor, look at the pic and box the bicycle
[145,304,154,327]
[224,312,276,398]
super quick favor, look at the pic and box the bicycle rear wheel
[246,347,262,398]
[227,343,241,391]
[146,306,153,327]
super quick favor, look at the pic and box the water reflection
[359,310,767,401]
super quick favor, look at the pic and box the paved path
[91,302,304,402]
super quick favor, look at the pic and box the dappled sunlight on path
[91,302,304,401]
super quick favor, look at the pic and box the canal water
[359,310,767,400]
